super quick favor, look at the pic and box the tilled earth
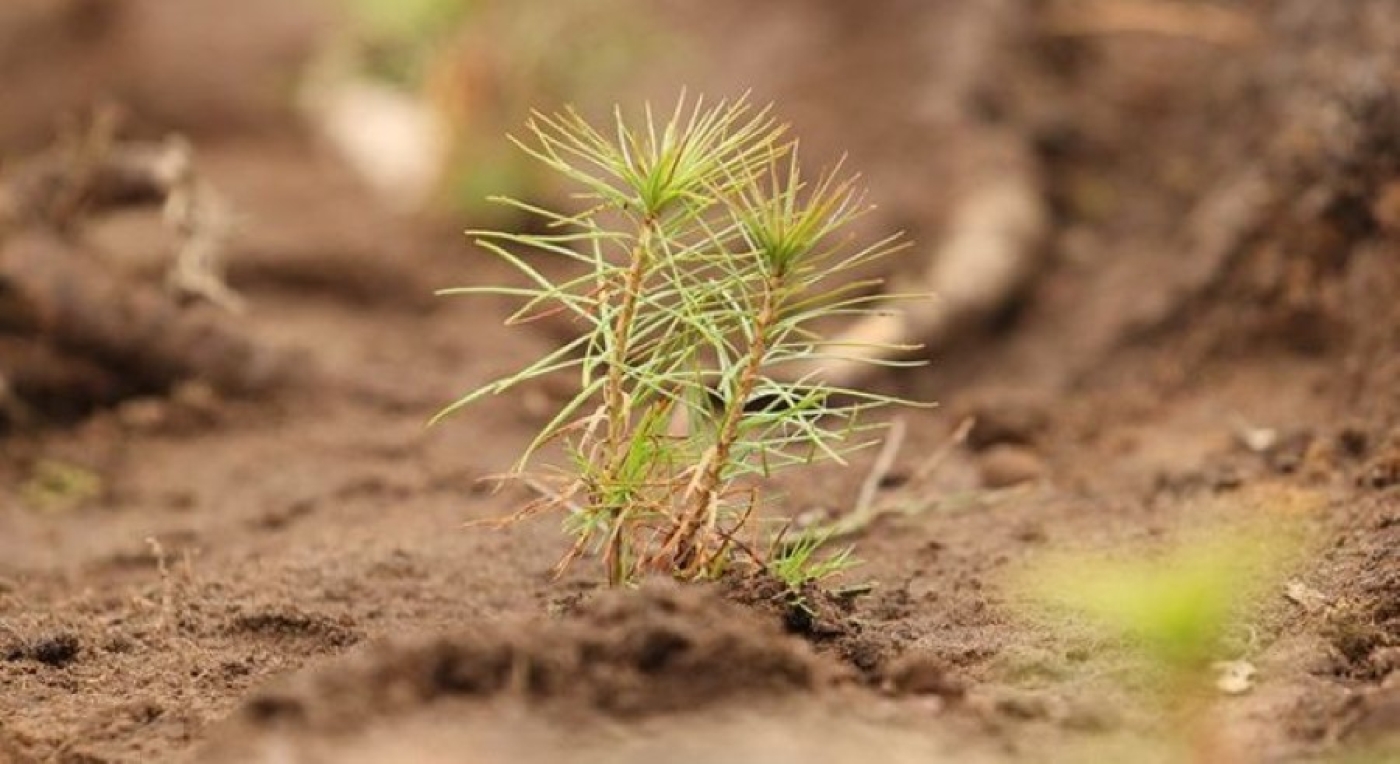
[2,1,1399,762]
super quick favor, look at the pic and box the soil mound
[198,583,834,759]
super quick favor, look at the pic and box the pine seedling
[438,94,917,585]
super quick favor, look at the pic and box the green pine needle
[438,92,923,585]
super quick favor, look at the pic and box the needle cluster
[439,94,916,585]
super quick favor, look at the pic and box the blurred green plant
[768,527,858,591]
[1018,522,1305,762]
[1024,527,1296,681]
[342,0,664,217]
[344,0,470,71]
[21,459,102,514]
[1326,744,1400,764]
[438,94,918,585]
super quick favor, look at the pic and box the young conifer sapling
[438,94,920,586]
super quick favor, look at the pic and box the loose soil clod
[198,583,831,760]
[4,632,82,668]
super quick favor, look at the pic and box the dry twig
[852,416,907,521]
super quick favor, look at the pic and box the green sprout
[1017,522,1304,762]
[438,94,918,585]
[768,527,859,591]
[1023,528,1295,679]
[21,459,103,514]
[342,0,662,216]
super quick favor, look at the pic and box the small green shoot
[21,459,102,514]
[768,527,859,591]
[342,0,661,215]
[1016,521,1304,762]
[1021,529,1294,679]
[439,93,918,585]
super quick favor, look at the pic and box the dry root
[2,120,243,311]
[0,124,293,426]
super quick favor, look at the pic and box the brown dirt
[2,1,1399,762]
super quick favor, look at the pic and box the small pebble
[961,397,1049,451]
[115,397,169,431]
[1212,660,1256,695]
[978,445,1047,489]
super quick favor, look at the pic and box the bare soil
[2,1,1398,762]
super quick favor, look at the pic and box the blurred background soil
[0,1,1398,762]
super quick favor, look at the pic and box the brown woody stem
[594,220,657,584]
[672,273,781,572]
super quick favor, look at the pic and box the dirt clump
[718,571,908,678]
[198,583,833,758]
[4,631,82,668]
